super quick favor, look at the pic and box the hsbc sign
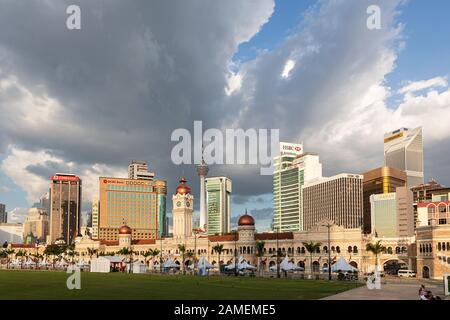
[280,142,303,156]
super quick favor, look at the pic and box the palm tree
[151,248,160,272]
[5,249,15,268]
[186,251,194,272]
[87,247,98,262]
[65,244,77,264]
[255,241,265,276]
[303,241,322,275]
[142,250,152,269]
[366,240,385,272]
[117,247,133,273]
[15,250,27,269]
[177,244,187,274]
[44,244,64,268]
[212,244,224,273]
[271,249,284,277]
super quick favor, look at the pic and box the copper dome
[176,176,191,195]
[119,224,132,235]
[238,214,255,226]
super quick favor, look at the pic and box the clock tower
[172,176,194,240]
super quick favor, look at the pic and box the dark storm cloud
[0,0,275,202]
[25,161,72,180]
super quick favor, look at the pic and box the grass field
[0,270,359,300]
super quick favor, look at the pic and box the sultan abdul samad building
[69,176,422,276]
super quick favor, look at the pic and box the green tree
[366,240,385,272]
[142,250,152,268]
[303,241,322,275]
[151,248,160,272]
[87,247,98,262]
[255,241,265,276]
[15,250,27,269]
[212,244,224,273]
[177,244,187,274]
[117,247,133,273]
[5,249,15,268]
[44,244,65,268]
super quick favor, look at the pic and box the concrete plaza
[323,278,447,300]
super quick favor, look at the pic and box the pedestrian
[418,285,426,299]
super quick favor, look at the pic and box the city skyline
[1,0,450,233]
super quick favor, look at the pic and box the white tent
[90,256,124,273]
[128,261,147,274]
[198,257,214,270]
[24,260,36,267]
[331,256,358,272]
[270,256,304,272]
[163,258,180,269]
[239,261,257,270]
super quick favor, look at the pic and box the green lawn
[0,270,359,300]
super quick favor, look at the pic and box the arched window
[353,246,358,253]
[348,246,352,253]
[331,246,335,253]
[323,246,328,253]
[395,247,400,254]
[387,247,393,254]
[297,247,301,254]
[401,246,407,254]
[301,247,305,254]
[438,242,442,251]
[336,246,340,253]
[443,242,446,251]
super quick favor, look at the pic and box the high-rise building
[411,179,444,229]
[98,177,166,241]
[0,204,6,223]
[205,176,231,235]
[172,177,194,241]
[384,127,424,188]
[197,158,209,231]
[0,223,23,244]
[362,167,407,233]
[91,199,99,239]
[23,208,49,242]
[128,160,155,180]
[370,186,413,238]
[302,174,363,230]
[272,142,322,232]
[48,174,82,244]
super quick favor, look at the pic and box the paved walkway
[323,279,447,300]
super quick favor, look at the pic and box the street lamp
[160,236,163,273]
[321,220,334,281]
[276,227,280,278]
[193,229,200,275]
[234,230,238,277]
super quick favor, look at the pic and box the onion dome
[119,224,132,235]
[176,176,191,195]
[238,211,255,226]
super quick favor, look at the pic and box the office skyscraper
[98,177,166,241]
[384,127,424,188]
[128,160,155,180]
[272,142,322,232]
[48,174,82,244]
[0,204,6,223]
[91,198,99,239]
[205,176,231,235]
[362,167,407,233]
[303,174,363,230]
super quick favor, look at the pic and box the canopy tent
[330,256,358,272]
[270,256,304,272]
[225,256,256,271]
[24,260,36,266]
[127,261,147,274]
[163,258,180,269]
[90,256,124,273]
[197,257,214,269]
[239,261,257,270]
[76,260,89,267]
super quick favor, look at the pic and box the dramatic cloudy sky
[0,0,449,231]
